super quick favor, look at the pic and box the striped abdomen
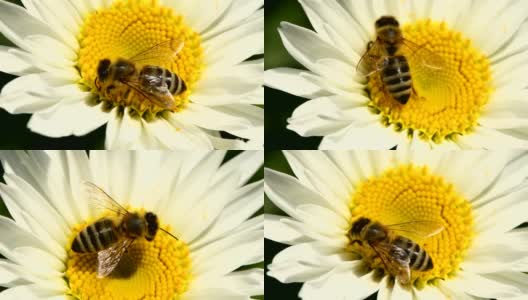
[72,218,119,253]
[139,65,187,96]
[393,236,433,271]
[382,56,411,104]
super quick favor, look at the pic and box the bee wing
[371,241,411,284]
[84,182,129,216]
[399,39,444,70]
[398,39,449,99]
[385,220,444,242]
[356,41,388,77]
[120,78,177,110]
[128,39,184,66]
[97,238,135,278]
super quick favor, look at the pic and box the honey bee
[357,16,444,104]
[95,38,186,111]
[71,182,179,278]
[348,217,444,284]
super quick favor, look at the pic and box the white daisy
[265,0,528,149]
[0,0,263,149]
[265,150,528,299]
[0,150,263,299]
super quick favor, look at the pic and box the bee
[71,182,179,278]
[348,217,444,284]
[95,38,186,111]
[357,16,443,104]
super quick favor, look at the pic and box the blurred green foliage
[265,0,321,149]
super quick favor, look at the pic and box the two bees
[349,217,444,285]
[358,16,444,104]
[95,39,187,111]
[71,183,179,278]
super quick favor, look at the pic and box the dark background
[265,0,321,150]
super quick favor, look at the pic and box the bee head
[350,217,370,238]
[375,16,401,43]
[144,212,159,241]
[375,16,399,28]
[97,59,111,82]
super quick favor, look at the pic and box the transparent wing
[120,78,177,110]
[356,41,388,77]
[84,182,129,216]
[385,220,444,242]
[399,39,444,70]
[398,39,449,100]
[128,39,184,66]
[97,238,134,278]
[371,241,411,284]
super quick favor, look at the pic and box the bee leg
[367,41,374,51]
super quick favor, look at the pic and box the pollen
[65,224,192,300]
[77,0,204,117]
[348,165,473,288]
[368,20,492,144]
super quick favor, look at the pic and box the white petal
[287,95,373,137]
[202,0,263,39]
[204,10,262,67]
[192,226,262,278]
[264,68,329,98]
[446,271,521,299]
[319,122,402,150]
[282,151,351,216]
[146,115,214,149]
[265,214,313,245]
[455,127,528,149]
[215,151,263,186]
[191,181,263,249]
[298,262,378,300]
[0,46,39,76]
[28,100,108,138]
[269,242,356,284]
[177,104,258,139]
[264,168,334,220]
[278,22,350,73]
[183,288,247,300]
[194,60,262,106]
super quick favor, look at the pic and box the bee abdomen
[409,242,433,271]
[165,69,187,95]
[71,219,118,253]
[382,56,412,104]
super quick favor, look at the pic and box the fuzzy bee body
[139,65,187,96]
[72,218,119,253]
[357,16,443,105]
[71,183,178,278]
[94,38,186,112]
[349,217,442,284]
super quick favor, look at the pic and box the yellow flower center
[368,20,492,143]
[348,165,473,288]
[77,0,204,118]
[66,220,192,300]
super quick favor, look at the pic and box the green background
[265,0,321,150]
[0,151,264,299]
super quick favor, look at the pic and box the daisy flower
[265,0,528,149]
[0,150,264,299]
[265,150,528,299]
[0,0,263,149]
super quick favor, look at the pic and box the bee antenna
[160,228,179,241]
